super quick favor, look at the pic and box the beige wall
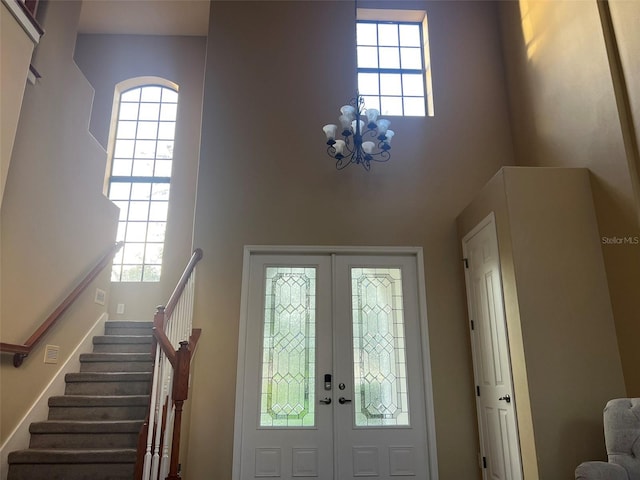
[0,2,37,206]
[457,167,626,479]
[499,0,640,396]
[188,1,515,478]
[74,34,207,320]
[0,0,118,442]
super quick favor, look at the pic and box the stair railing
[138,248,203,480]
[0,241,124,367]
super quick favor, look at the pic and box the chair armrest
[576,461,629,480]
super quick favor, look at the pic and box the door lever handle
[338,397,352,404]
[319,397,332,405]
[498,394,511,403]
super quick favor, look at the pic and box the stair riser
[8,463,135,480]
[29,433,139,449]
[80,362,153,373]
[104,326,153,336]
[92,343,152,353]
[48,406,147,421]
[65,381,150,396]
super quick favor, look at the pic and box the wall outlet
[117,303,125,314]
[44,345,60,364]
[94,288,106,305]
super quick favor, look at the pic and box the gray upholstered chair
[575,398,640,480]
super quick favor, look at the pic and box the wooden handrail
[151,248,203,362]
[164,248,203,320]
[0,241,124,367]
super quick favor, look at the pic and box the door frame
[232,245,439,480]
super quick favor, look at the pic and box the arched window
[107,81,179,282]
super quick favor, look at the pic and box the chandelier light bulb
[362,141,375,155]
[323,124,338,144]
[365,108,380,128]
[340,105,356,121]
[338,115,352,133]
[333,139,346,157]
[376,119,390,136]
[351,120,365,134]
[385,130,395,144]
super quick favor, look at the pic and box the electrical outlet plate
[94,288,106,305]
[117,303,125,314]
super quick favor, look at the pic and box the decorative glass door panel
[260,267,316,427]
[351,267,409,427]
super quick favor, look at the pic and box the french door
[233,250,435,480]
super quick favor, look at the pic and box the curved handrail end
[14,353,28,367]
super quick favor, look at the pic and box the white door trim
[232,246,439,480]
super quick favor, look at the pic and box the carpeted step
[64,371,152,395]
[7,448,136,480]
[92,334,153,353]
[48,395,149,421]
[79,352,153,372]
[29,420,143,449]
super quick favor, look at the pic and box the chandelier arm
[368,149,391,163]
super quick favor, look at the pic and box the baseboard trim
[0,313,108,480]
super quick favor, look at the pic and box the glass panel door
[334,255,430,480]
[236,255,333,480]
[234,252,433,480]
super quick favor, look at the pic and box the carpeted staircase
[7,321,154,480]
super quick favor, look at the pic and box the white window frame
[357,8,434,117]
[105,77,179,282]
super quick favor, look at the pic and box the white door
[462,214,523,480]
[234,250,434,480]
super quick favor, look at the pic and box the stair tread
[49,395,149,406]
[79,352,152,361]
[30,420,143,433]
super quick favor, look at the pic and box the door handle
[319,397,332,405]
[498,394,511,403]
[338,397,352,404]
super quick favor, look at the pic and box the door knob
[319,397,332,405]
[338,397,352,404]
[498,394,511,403]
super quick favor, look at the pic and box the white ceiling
[78,0,210,36]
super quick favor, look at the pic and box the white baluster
[142,345,161,480]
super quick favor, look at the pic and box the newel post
[166,340,191,480]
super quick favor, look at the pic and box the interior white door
[234,251,432,480]
[462,214,523,480]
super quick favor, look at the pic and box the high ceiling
[78,0,210,36]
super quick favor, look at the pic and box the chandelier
[323,96,394,171]
[322,0,394,171]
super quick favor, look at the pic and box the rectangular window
[357,9,433,117]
